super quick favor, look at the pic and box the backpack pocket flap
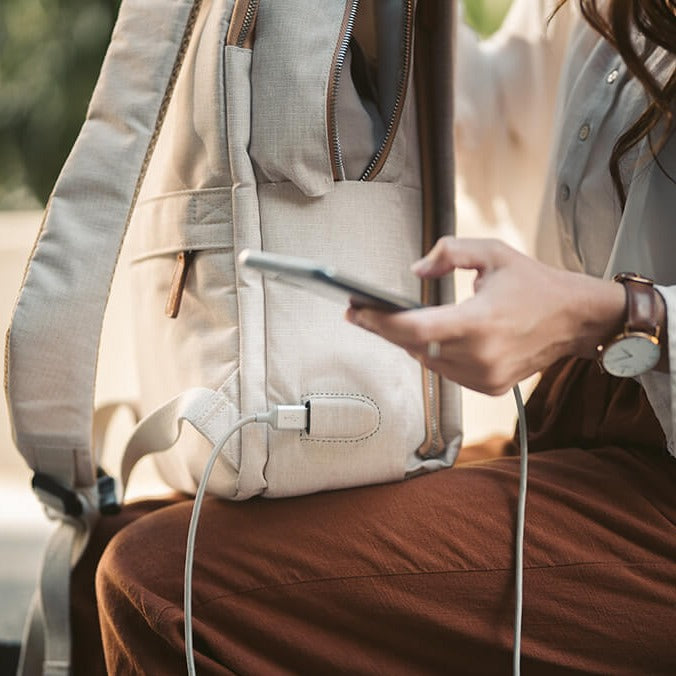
[250,0,417,193]
[249,0,349,196]
[303,394,380,442]
[131,188,233,260]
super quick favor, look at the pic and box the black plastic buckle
[32,473,83,518]
[32,469,121,517]
[96,468,121,515]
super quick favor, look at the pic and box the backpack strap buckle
[31,473,83,518]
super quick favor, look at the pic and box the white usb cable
[512,384,529,676]
[184,405,309,676]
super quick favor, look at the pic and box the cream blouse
[455,0,676,455]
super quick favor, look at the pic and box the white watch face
[602,335,661,377]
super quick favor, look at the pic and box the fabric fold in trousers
[71,357,676,674]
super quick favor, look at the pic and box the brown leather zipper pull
[165,250,195,319]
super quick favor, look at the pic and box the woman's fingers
[411,236,510,279]
[345,237,599,395]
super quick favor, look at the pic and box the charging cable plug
[256,404,309,431]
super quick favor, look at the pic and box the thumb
[411,237,510,279]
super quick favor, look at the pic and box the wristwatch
[597,273,661,377]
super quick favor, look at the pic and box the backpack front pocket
[328,0,415,182]
[249,0,417,196]
[128,188,243,494]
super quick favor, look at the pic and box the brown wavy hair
[557,0,676,204]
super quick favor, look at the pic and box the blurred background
[0,0,514,671]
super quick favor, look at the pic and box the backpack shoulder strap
[6,2,203,673]
[5,0,203,493]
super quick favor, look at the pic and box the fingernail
[411,257,432,275]
[346,307,361,326]
[348,309,371,330]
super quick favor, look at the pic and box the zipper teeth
[422,279,443,457]
[330,0,361,180]
[427,371,441,453]
[361,0,414,181]
[415,3,444,459]
[236,0,259,47]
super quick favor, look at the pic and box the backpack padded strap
[5,0,203,490]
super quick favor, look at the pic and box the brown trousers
[71,358,676,675]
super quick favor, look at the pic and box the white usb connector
[257,404,309,431]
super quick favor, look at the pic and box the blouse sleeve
[642,286,676,456]
[455,0,576,248]
[605,131,676,457]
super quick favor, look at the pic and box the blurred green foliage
[463,0,513,37]
[0,0,120,208]
[0,0,511,209]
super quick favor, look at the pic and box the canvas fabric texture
[7,0,461,502]
[126,0,462,499]
[6,2,460,672]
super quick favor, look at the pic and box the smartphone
[238,249,423,312]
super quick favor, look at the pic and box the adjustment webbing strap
[120,388,238,496]
[5,0,202,490]
[40,524,80,676]
[17,520,91,676]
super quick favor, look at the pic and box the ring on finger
[427,340,441,359]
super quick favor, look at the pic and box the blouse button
[559,184,571,201]
[606,69,619,84]
[578,123,591,141]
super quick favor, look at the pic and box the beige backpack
[5,0,460,672]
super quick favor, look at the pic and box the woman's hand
[346,237,627,395]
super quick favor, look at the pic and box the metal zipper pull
[417,367,445,458]
[226,0,260,48]
[165,250,195,319]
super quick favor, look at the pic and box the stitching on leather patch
[299,393,381,444]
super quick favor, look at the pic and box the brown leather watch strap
[616,274,659,336]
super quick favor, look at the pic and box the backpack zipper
[327,0,415,182]
[414,0,445,458]
[166,250,196,318]
[417,280,445,457]
[360,0,414,181]
[328,0,361,181]
[226,0,259,48]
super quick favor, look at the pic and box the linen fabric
[125,0,462,499]
[6,2,459,672]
